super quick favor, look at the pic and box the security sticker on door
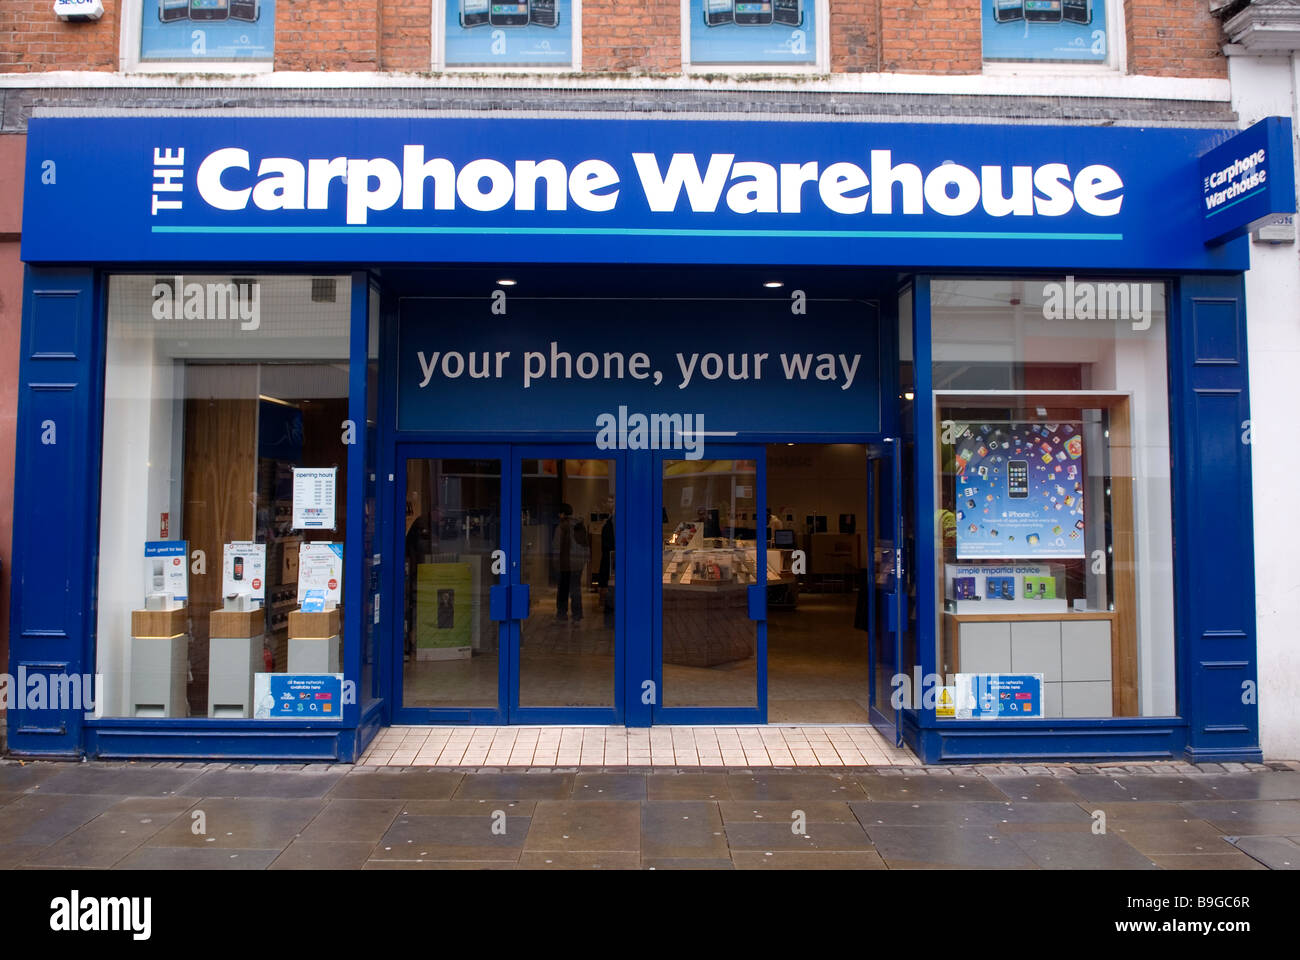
[955,673,1043,719]
[298,541,343,607]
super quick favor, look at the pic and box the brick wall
[583,0,679,74]
[0,2,1236,86]
[275,0,381,71]
[1126,0,1228,79]
[0,0,120,72]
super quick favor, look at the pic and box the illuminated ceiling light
[497,278,517,287]
[904,392,914,401]
[764,281,784,289]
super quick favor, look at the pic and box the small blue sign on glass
[956,673,1043,719]
[253,673,343,720]
[1201,117,1296,246]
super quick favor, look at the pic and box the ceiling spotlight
[764,281,784,289]
[904,392,914,401]
[497,278,517,287]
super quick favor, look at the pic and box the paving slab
[640,802,729,859]
[854,773,1007,802]
[143,797,325,849]
[1228,835,1300,870]
[523,801,642,853]
[327,770,464,800]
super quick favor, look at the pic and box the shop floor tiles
[0,759,1297,869]
[358,724,921,767]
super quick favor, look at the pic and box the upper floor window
[683,0,825,71]
[438,0,580,69]
[139,0,276,63]
[983,0,1115,67]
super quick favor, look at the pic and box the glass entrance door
[510,447,622,723]
[867,439,907,745]
[653,448,767,723]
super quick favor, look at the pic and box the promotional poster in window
[141,0,276,60]
[950,421,1086,559]
[690,0,816,65]
[982,1,1107,63]
[446,0,574,66]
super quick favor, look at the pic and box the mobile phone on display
[230,0,259,21]
[734,0,773,25]
[233,556,244,580]
[1062,0,1090,24]
[189,0,230,20]
[773,0,801,26]
[160,0,189,22]
[1008,460,1029,499]
[703,0,733,26]
[530,0,558,27]
[992,0,1023,22]
[460,0,489,27]
[489,0,530,26]
[1023,0,1062,22]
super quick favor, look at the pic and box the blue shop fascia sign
[21,115,1266,271]
[1200,116,1296,245]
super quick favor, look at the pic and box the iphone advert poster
[141,0,276,61]
[950,421,1086,560]
[983,1,1107,63]
[690,0,816,65]
[446,0,574,66]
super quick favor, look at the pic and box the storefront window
[140,0,276,63]
[931,277,1173,719]
[441,0,579,68]
[685,0,821,68]
[982,0,1111,66]
[96,275,350,720]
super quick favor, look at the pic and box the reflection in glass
[661,459,759,708]
[519,459,616,707]
[402,458,501,708]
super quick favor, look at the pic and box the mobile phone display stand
[130,606,190,717]
[287,607,342,674]
[208,609,263,718]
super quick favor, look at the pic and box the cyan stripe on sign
[151,225,1124,241]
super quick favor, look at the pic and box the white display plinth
[288,634,342,673]
[208,634,263,718]
[130,633,189,718]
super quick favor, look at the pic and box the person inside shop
[404,490,433,660]
[553,502,589,624]
[597,495,615,629]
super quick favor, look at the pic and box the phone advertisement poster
[143,540,189,604]
[949,421,1085,559]
[222,541,267,603]
[141,0,275,61]
[690,0,816,66]
[445,0,574,67]
[982,0,1107,63]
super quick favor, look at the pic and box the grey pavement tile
[1179,800,1300,835]
[0,843,50,868]
[36,765,203,798]
[1198,774,1300,801]
[724,819,874,852]
[27,809,185,868]
[727,773,866,802]
[1228,835,1300,869]
[573,773,647,802]
[270,840,378,870]
[1149,852,1268,870]
[854,773,1006,802]
[453,773,574,801]
[641,802,729,859]
[1086,802,1205,824]
[851,800,1091,826]
[144,797,325,849]
[1065,775,1220,802]
[0,764,64,792]
[0,794,120,844]
[1003,828,1159,869]
[719,801,860,823]
[362,859,516,869]
[0,793,25,808]
[516,851,640,869]
[298,799,403,843]
[645,773,732,802]
[328,770,464,800]
[523,801,641,853]
[987,776,1085,803]
[642,857,735,870]
[374,813,530,860]
[182,769,344,799]
[1111,820,1241,857]
[866,824,1036,869]
[732,850,887,870]
[113,847,282,870]
[395,799,536,817]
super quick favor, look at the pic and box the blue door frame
[651,445,768,725]
[866,438,906,747]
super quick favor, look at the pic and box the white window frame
[982,0,1127,76]
[681,0,829,75]
[432,0,583,73]
[119,0,276,74]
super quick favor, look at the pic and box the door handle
[511,583,531,620]
[747,583,766,622]
[489,584,510,621]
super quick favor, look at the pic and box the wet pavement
[1,759,1298,869]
